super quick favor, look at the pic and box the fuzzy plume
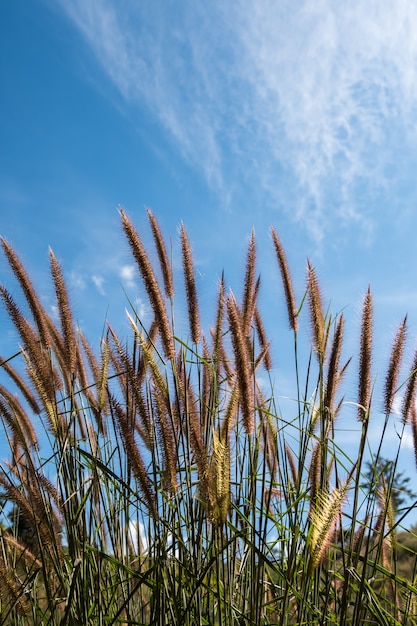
[0,387,38,449]
[147,208,174,300]
[226,293,254,436]
[0,356,41,415]
[384,316,407,415]
[49,248,77,376]
[402,345,417,424]
[180,223,201,344]
[324,314,344,415]
[271,227,298,331]
[109,396,157,519]
[152,382,178,494]
[1,237,51,348]
[358,287,373,422]
[242,229,257,335]
[411,405,417,471]
[309,484,348,571]
[307,260,325,361]
[254,306,272,371]
[120,209,174,360]
[209,430,230,526]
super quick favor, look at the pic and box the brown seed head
[1,237,51,347]
[0,287,59,407]
[153,383,178,494]
[226,293,254,436]
[242,229,257,334]
[213,273,225,355]
[0,387,38,449]
[410,404,417,471]
[49,249,77,375]
[309,484,348,571]
[209,430,230,526]
[120,209,174,360]
[402,346,417,424]
[0,357,41,414]
[109,396,157,518]
[147,208,174,299]
[358,286,373,422]
[220,380,240,442]
[254,306,272,371]
[384,315,407,415]
[271,227,298,331]
[180,223,200,344]
[307,260,325,361]
[324,314,344,415]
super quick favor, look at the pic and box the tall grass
[0,210,417,624]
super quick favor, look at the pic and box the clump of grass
[0,211,417,625]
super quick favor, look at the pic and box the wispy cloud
[58,0,417,242]
[69,271,87,292]
[119,265,136,289]
[92,274,106,295]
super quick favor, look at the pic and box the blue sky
[2,1,417,516]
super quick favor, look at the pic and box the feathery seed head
[1,237,51,347]
[410,405,417,471]
[324,314,344,415]
[271,227,298,331]
[226,292,254,436]
[384,315,407,415]
[242,229,257,334]
[254,306,272,371]
[180,223,201,344]
[402,346,417,424]
[147,208,174,299]
[49,248,77,375]
[120,209,174,360]
[309,484,348,571]
[209,430,231,526]
[307,260,325,361]
[109,395,157,518]
[358,286,373,422]
[212,272,225,364]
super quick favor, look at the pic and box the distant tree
[396,524,417,581]
[362,457,417,513]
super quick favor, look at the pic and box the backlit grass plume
[384,315,407,415]
[307,259,325,361]
[402,344,417,424]
[308,482,349,572]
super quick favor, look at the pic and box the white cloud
[69,271,86,291]
[92,274,106,295]
[58,0,417,242]
[390,393,403,417]
[133,297,147,320]
[119,264,136,288]
[49,303,59,321]
[128,520,148,554]
[400,428,414,450]
[119,268,149,318]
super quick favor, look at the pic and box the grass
[0,209,417,624]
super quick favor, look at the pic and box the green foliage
[361,457,417,513]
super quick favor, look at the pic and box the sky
[2,1,417,521]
